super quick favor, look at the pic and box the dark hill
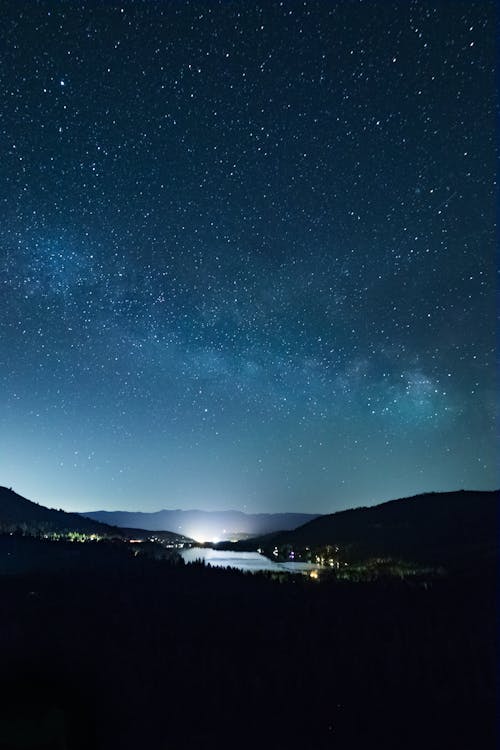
[234,490,499,568]
[0,486,117,537]
[0,487,190,543]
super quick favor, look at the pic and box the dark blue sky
[1,0,497,513]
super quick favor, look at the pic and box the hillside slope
[235,490,498,567]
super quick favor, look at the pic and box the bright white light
[185,524,237,544]
[186,530,206,543]
[186,529,222,544]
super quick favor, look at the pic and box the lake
[179,547,320,575]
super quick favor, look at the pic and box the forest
[0,550,495,749]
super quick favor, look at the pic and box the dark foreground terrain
[0,551,495,750]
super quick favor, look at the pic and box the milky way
[0,1,496,512]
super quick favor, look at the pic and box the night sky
[1,1,497,514]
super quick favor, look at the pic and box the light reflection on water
[179,547,319,574]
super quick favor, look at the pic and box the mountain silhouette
[230,489,498,568]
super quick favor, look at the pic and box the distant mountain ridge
[82,508,321,540]
[230,489,499,568]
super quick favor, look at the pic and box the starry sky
[1,0,497,514]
